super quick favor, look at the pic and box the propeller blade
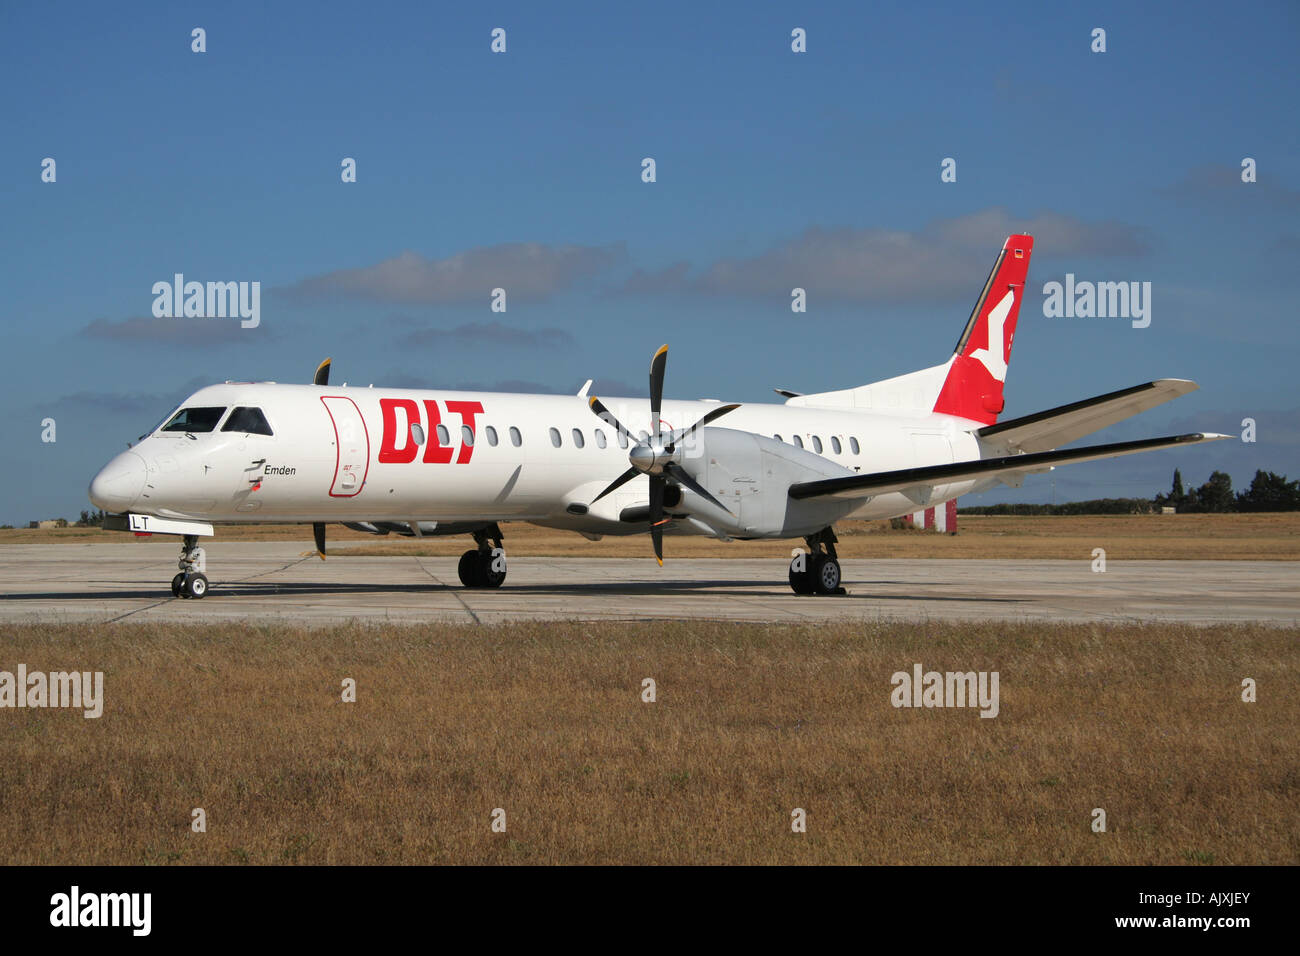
[588,396,638,448]
[649,344,668,440]
[314,358,332,386]
[667,402,740,449]
[592,466,639,503]
[313,522,327,559]
[663,461,732,514]
[649,476,666,566]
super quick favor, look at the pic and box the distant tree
[1236,470,1300,512]
[1154,468,1188,512]
[1194,471,1235,513]
[959,498,1158,516]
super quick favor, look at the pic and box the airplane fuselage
[90,381,984,538]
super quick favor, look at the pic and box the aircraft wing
[975,379,1199,453]
[787,432,1229,502]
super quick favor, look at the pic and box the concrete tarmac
[0,542,1295,627]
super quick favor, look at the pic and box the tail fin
[781,233,1034,416]
[931,234,1033,425]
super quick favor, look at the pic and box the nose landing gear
[171,534,210,599]
[788,527,845,596]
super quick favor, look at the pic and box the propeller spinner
[586,345,739,565]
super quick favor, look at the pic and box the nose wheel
[170,535,210,599]
[172,572,209,599]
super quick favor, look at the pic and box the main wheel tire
[185,572,209,599]
[812,555,841,595]
[457,549,483,588]
[171,573,186,597]
[480,551,506,588]
[789,557,814,595]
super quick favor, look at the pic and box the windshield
[139,405,181,441]
[221,407,274,436]
[160,406,228,433]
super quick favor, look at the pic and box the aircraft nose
[89,451,148,513]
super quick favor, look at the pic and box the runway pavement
[0,541,1295,627]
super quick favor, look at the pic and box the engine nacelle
[674,427,861,538]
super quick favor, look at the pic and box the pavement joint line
[414,556,481,625]
[100,554,315,625]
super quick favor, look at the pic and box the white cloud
[281,242,627,304]
[618,208,1150,303]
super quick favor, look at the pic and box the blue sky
[3,1,1298,524]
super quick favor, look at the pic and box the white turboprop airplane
[89,234,1227,599]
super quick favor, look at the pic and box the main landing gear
[170,534,210,599]
[789,527,845,596]
[458,523,508,589]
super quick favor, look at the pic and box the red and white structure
[911,499,958,533]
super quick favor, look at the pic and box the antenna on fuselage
[314,358,332,386]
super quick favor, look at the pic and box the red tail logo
[932,234,1033,425]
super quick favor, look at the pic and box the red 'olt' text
[378,398,483,464]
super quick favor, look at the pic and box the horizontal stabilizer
[977,379,1199,453]
[788,432,1229,502]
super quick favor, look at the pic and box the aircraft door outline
[320,396,371,497]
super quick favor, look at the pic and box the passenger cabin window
[410,424,426,445]
[461,425,474,446]
[436,424,450,446]
[595,428,607,449]
[510,426,522,447]
[617,430,629,449]
[812,436,823,454]
[850,437,860,455]
[549,427,562,448]
[572,428,585,448]
[221,406,273,436]
[485,425,499,447]
[831,436,841,454]
[162,406,227,433]
[793,435,804,448]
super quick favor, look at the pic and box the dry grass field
[4,512,1299,560]
[1,620,1294,865]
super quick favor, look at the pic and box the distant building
[911,499,958,533]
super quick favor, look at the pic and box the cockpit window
[221,406,274,436]
[160,407,227,433]
[140,405,181,441]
